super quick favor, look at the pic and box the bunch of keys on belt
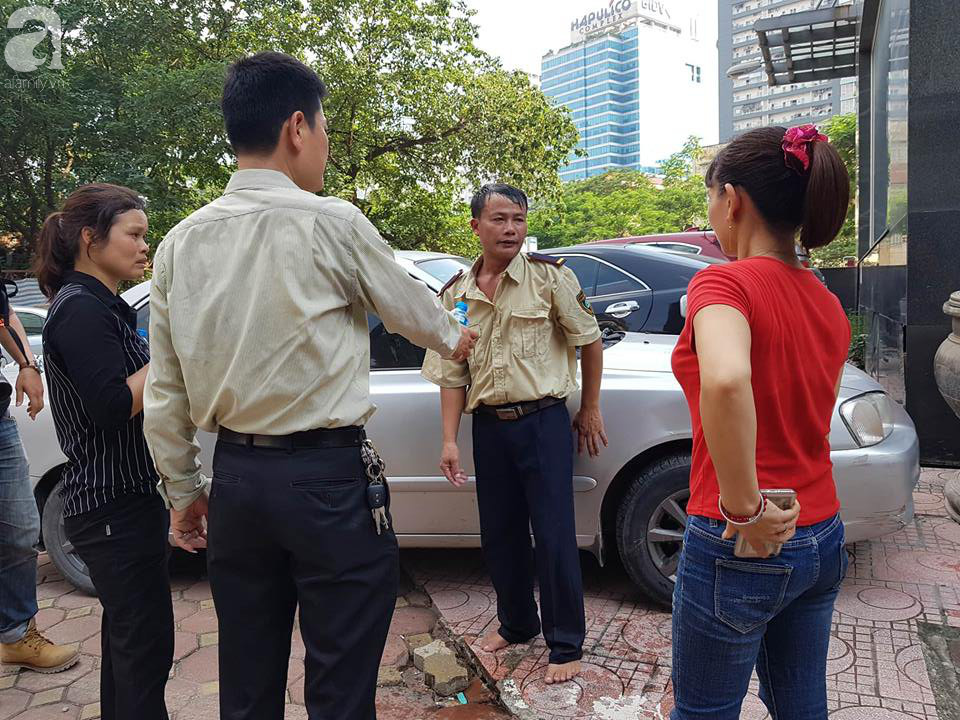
[361,439,390,535]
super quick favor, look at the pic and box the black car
[544,244,719,335]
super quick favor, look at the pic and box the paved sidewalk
[0,557,508,719]
[4,469,958,719]
[408,468,960,720]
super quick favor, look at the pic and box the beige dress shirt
[144,169,462,509]
[421,252,601,412]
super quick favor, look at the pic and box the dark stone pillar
[906,0,960,464]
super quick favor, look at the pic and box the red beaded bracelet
[718,494,766,526]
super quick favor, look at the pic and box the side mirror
[680,294,688,319]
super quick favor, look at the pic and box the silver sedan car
[13,251,920,605]
[0,305,47,365]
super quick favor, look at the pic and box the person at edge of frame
[421,182,607,685]
[142,51,477,720]
[0,271,79,676]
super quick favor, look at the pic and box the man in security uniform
[422,183,607,685]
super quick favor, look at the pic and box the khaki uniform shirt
[421,252,601,411]
[144,169,462,510]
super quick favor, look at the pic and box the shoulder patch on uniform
[527,252,565,267]
[577,289,595,315]
[436,269,464,298]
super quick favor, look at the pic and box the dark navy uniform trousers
[472,401,585,664]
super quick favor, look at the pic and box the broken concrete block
[404,632,434,654]
[412,639,470,696]
[422,651,469,696]
[412,639,447,671]
[376,666,404,687]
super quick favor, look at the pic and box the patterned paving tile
[3,555,509,719]
[410,468,960,719]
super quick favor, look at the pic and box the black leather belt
[218,426,365,450]
[474,396,565,421]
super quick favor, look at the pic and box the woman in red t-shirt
[669,126,851,720]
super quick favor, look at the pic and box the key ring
[362,440,385,482]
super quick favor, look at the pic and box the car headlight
[839,392,896,447]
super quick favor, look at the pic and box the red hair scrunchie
[782,124,828,174]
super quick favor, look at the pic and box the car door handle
[604,300,639,318]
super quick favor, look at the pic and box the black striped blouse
[42,271,158,517]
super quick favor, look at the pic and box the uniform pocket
[291,476,363,508]
[212,472,239,485]
[510,307,550,359]
[290,477,360,492]
[715,559,792,634]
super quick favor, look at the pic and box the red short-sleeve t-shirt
[671,257,851,526]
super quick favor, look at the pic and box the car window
[415,257,472,285]
[136,302,149,339]
[647,242,701,255]
[17,311,45,336]
[131,300,425,368]
[595,262,644,296]
[368,314,426,370]
[557,255,599,295]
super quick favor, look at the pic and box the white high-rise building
[719,0,858,140]
[541,1,719,181]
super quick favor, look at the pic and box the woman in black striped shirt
[35,184,174,720]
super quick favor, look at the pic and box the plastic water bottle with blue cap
[452,301,468,326]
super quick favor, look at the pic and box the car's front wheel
[615,453,691,607]
[40,478,97,596]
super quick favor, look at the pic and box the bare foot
[544,660,581,684]
[479,629,511,653]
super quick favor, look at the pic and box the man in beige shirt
[421,183,607,686]
[143,52,475,720]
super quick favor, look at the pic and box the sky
[463,0,599,76]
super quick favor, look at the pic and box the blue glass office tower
[541,27,646,182]
[541,2,717,182]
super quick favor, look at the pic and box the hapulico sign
[570,0,673,40]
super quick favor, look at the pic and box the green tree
[528,137,708,248]
[811,113,857,267]
[658,136,709,231]
[0,0,578,263]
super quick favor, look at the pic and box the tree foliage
[0,0,578,264]
[527,137,708,248]
[811,112,858,267]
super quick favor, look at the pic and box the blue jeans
[0,414,38,644]
[671,513,847,720]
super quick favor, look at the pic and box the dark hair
[221,51,328,155]
[705,126,849,249]
[33,184,146,299]
[470,183,529,219]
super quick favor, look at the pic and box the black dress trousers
[64,493,174,720]
[207,439,398,720]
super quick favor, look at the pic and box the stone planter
[934,291,960,522]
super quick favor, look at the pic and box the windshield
[415,257,472,284]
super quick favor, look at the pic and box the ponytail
[32,184,147,300]
[706,126,851,250]
[799,139,850,250]
[34,211,71,299]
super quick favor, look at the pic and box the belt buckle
[495,407,521,421]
